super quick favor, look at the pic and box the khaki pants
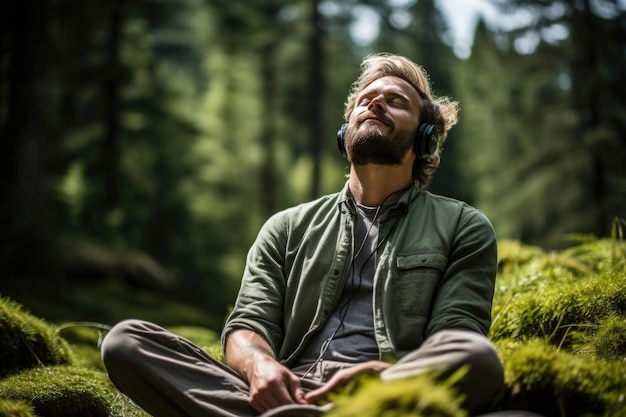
[101,319,504,417]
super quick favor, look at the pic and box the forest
[1,0,625,331]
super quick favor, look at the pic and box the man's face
[345,76,423,166]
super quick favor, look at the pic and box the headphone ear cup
[414,123,437,159]
[337,124,347,157]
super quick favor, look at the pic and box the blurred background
[1,0,625,329]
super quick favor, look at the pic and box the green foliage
[0,298,148,417]
[493,270,626,345]
[2,274,221,331]
[56,323,111,371]
[164,326,224,362]
[0,398,35,417]
[57,323,107,347]
[0,297,75,379]
[590,315,626,361]
[453,2,626,249]
[327,374,466,417]
[0,365,148,417]
[491,231,626,416]
[491,236,626,349]
[0,366,114,417]
[496,339,626,417]
[167,325,220,350]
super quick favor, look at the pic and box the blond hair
[344,53,459,188]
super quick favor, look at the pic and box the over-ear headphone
[336,124,348,156]
[336,122,437,159]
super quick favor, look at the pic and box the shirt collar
[338,180,420,211]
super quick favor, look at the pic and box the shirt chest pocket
[395,252,448,318]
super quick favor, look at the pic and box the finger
[251,388,290,413]
[250,380,290,412]
[304,385,331,404]
[289,385,306,403]
[249,389,275,413]
[265,379,300,406]
[304,370,356,404]
[287,375,306,404]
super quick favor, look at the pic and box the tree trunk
[308,0,324,199]
[259,44,278,217]
[1,0,51,272]
[570,0,606,235]
[102,0,125,209]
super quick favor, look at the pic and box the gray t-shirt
[295,204,383,366]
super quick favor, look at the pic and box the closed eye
[387,93,410,107]
[388,98,407,107]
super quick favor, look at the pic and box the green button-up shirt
[222,182,497,367]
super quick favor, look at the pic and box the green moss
[163,326,224,362]
[0,366,114,417]
[326,374,466,417]
[205,342,225,363]
[69,343,105,371]
[0,296,75,378]
[56,322,116,370]
[588,315,626,360]
[57,323,106,346]
[491,236,626,349]
[0,364,150,417]
[0,398,36,417]
[491,235,626,416]
[495,237,625,295]
[167,325,219,349]
[492,269,626,347]
[496,339,626,417]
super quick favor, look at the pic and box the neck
[349,153,414,207]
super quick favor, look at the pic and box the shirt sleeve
[221,212,288,356]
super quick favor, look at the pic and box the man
[102,53,505,417]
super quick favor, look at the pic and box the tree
[405,0,465,201]
[307,0,325,199]
[1,0,51,273]
[452,19,517,227]
[485,0,626,245]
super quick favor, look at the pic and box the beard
[345,122,414,166]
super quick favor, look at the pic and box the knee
[101,319,147,371]
[460,331,503,377]
[445,330,505,413]
[433,329,503,385]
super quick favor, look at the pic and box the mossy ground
[1,226,625,417]
[0,299,218,417]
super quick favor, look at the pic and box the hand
[247,354,307,413]
[225,330,307,413]
[304,360,390,404]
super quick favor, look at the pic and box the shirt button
[421,257,427,262]
[333,269,340,275]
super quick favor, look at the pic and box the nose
[368,94,385,112]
